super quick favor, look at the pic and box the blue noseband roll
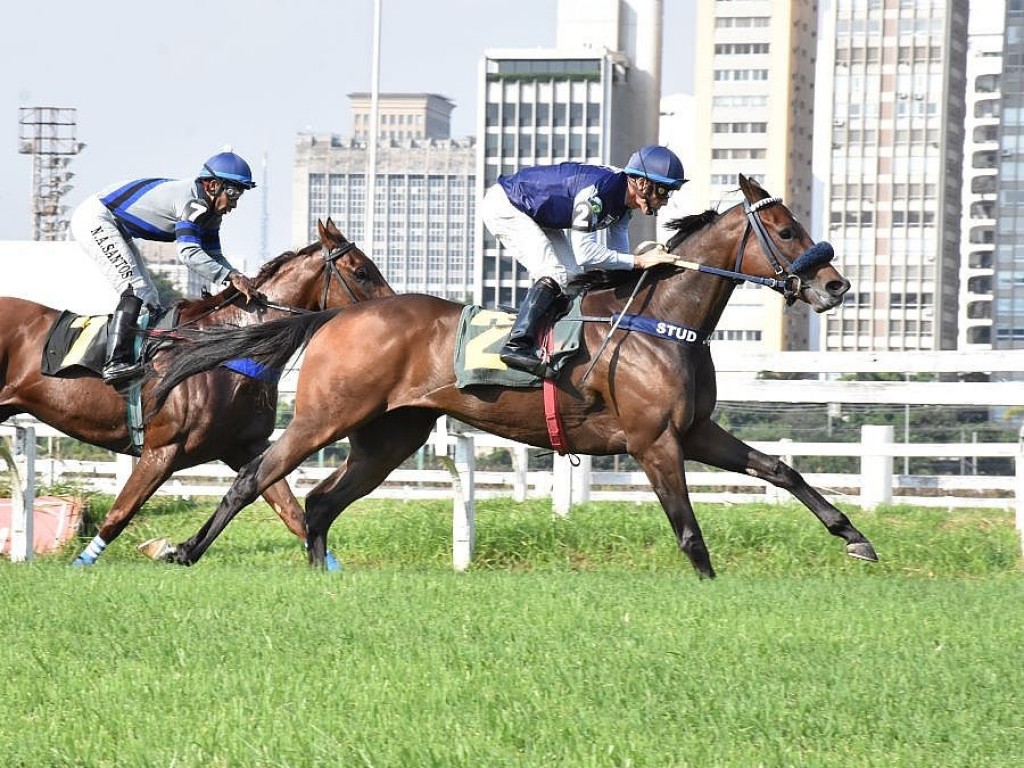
[790,241,835,274]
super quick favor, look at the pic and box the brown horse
[0,219,393,566]
[149,175,878,578]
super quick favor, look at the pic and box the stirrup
[102,362,143,385]
[500,345,553,379]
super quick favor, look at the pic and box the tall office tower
[689,0,819,352]
[959,0,1005,349]
[993,0,1024,348]
[292,94,476,301]
[475,0,663,308]
[821,0,969,352]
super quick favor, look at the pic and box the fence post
[552,454,572,516]
[572,454,591,505]
[115,453,135,490]
[510,443,528,502]
[450,433,476,571]
[9,424,37,562]
[552,454,591,516]
[1016,427,1024,556]
[860,424,893,510]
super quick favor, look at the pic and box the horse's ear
[317,219,328,242]
[325,217,346,241]
[738,173,768,203]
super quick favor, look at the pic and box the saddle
[453,298,584,389]
[40,308,177,379]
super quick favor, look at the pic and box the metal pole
[903,373,910,475]
[365,0,382,251]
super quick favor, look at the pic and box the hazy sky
[2,0,695,267]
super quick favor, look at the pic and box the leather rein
[174,241,363,330]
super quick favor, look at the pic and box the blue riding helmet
[624,145,687,190]
[198,151,257,189]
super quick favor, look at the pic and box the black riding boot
[499,277,562,377]
[103,289,144,385]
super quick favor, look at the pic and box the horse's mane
[569,209,719,293]
[172,240,325,314]
[664,209,719,251]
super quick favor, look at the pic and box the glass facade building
[993,0,1024,348]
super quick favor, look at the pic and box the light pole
[18,106,85,240]
[364,0,382,252]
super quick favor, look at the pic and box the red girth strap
[539,324,570,455]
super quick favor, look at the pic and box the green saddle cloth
[453,299,584,389]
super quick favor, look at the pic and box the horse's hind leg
[221,444,307,541]
[73,446,179,565]
[172,414,347,566]
[685,419,878,562]
[305,409,441,568]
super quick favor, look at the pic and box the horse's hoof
[137,537,176,561]
[324,552,343,572]
[846,542,879,562]
[70,557,91,568]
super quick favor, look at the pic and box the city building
[993,0,1024,349]
[291,94,477,300]
[959,0,1005,349]
[686,0,820,352]
[476,0,663,307]
[348,92,456,143]
[820,0,969,351]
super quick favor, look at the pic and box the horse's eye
[354,268,369,281]
[778,227,794,240]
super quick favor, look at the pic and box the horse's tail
[145,309,342,419]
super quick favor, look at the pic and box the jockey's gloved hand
[227,271,257,303]
[633,240,674,269]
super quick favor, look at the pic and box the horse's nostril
[827,278,851,297]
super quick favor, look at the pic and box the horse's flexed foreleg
[685,419,878,562]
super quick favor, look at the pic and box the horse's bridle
[319,241,361,308]
[670,196,834,305]
[733,196,835,305]
[254,241,362,315]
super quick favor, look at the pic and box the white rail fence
[5,348,1024,565]
[4,420,1024,566]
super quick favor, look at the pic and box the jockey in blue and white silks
[480,146,688,377]
[70,150,259,385]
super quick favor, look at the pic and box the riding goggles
[221,182,246,201]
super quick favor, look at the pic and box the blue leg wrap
[304,540,342,572]
[72,535,108,567]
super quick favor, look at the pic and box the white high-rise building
[475,0,663,308]
[820,0,969,351]
[689,0,820,352]
[959,0,1004,349]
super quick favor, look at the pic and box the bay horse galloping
[0,219,393,565]
[150,175,878,577]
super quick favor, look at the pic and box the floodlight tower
[18,106,86,240]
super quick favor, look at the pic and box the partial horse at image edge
[0,218,393,566]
